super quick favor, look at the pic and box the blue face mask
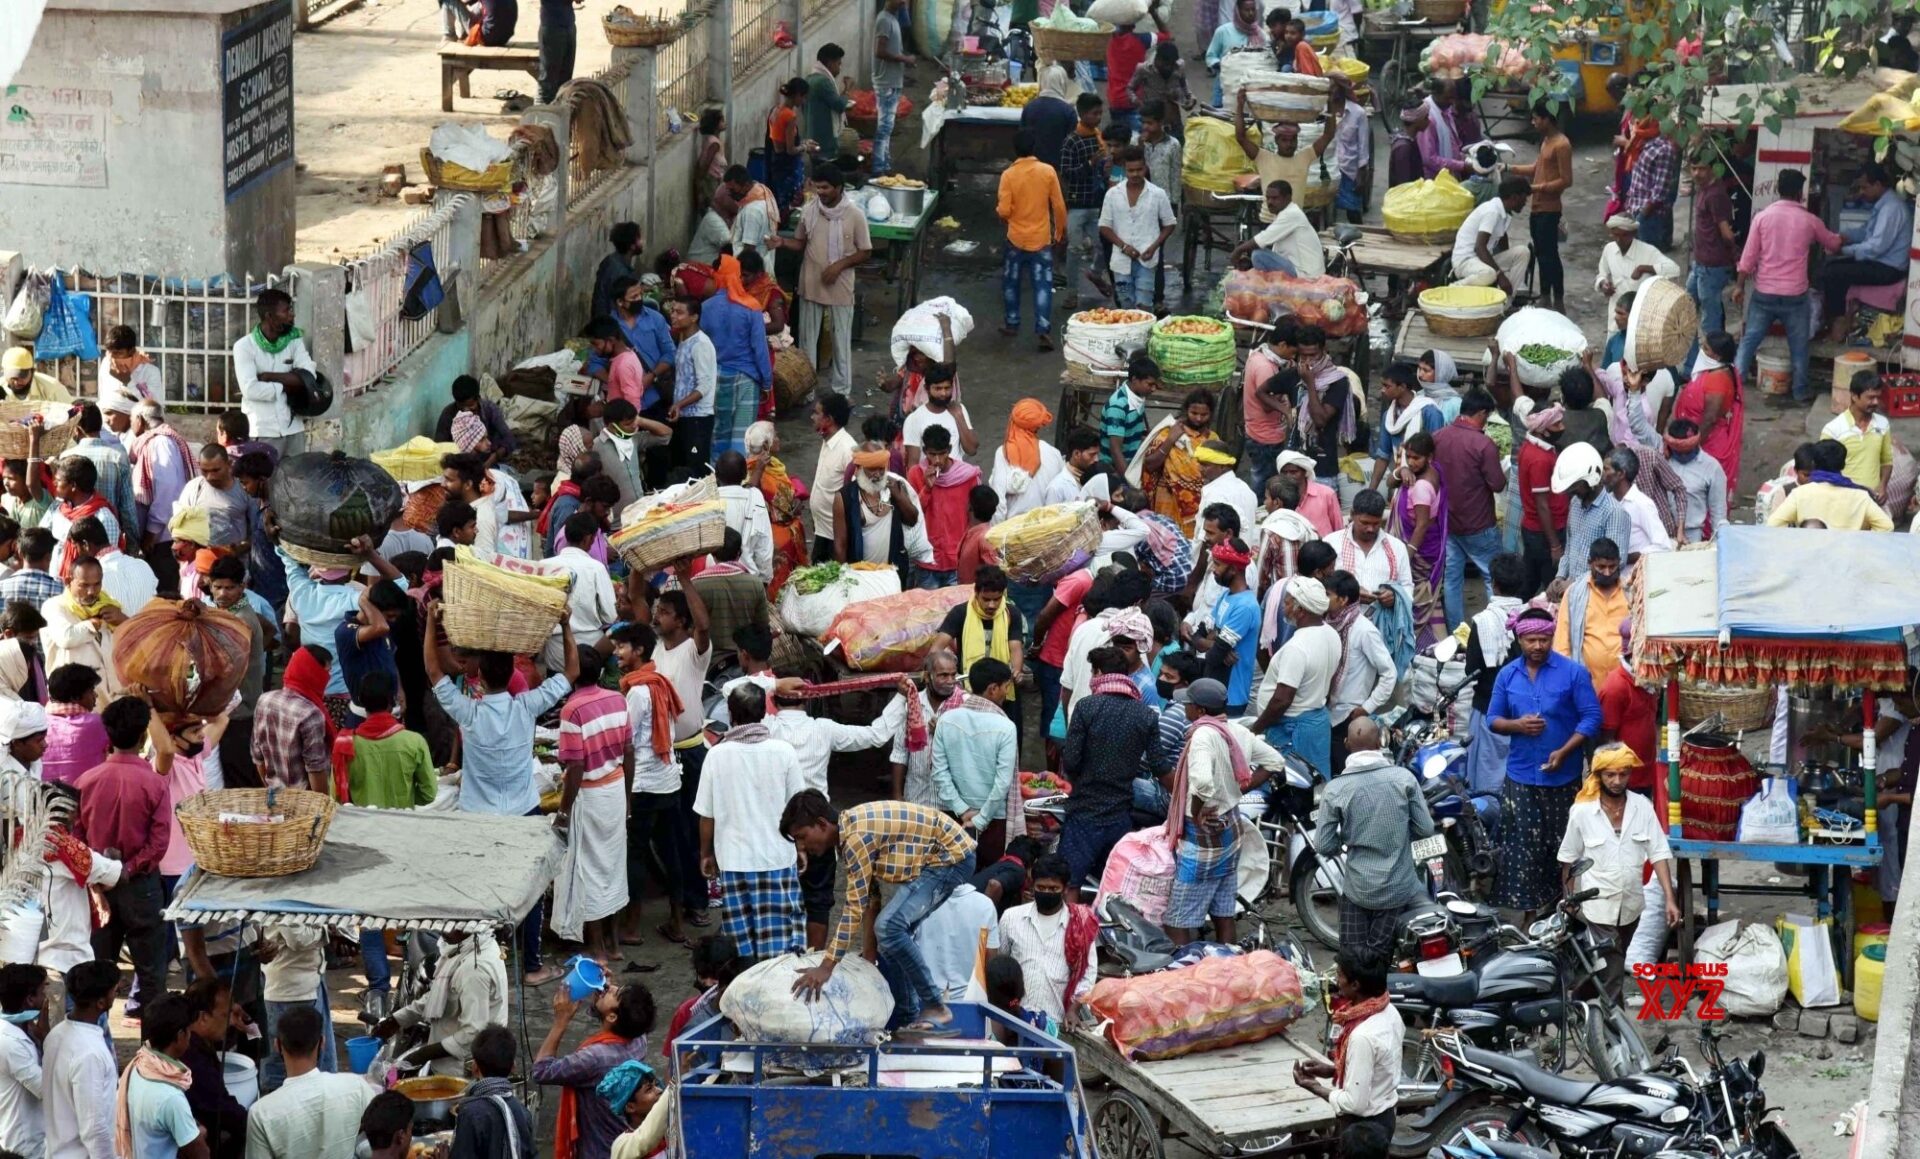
[0,1009,38,1025]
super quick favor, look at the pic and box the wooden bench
[439,42,541,112]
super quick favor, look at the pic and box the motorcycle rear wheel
[1289,853,1342,950]
[1582,1000,1653,1081]
[1426,1097,1543,1150]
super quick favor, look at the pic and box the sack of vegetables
[822,585,973,672]
[275,451,405,567]
[985,501,1101,585]
[1493,308,1590,388]
[114,600,253,717]
[1146,316,1237,387]
[1220,270,1364,337]
[776,562,902,637]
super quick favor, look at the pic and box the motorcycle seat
[1387,971,1478,1006]
[1461,1043,1597,1105]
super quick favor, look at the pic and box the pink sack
[1088,950,1309,1060]
[1095,828,1177,925]
[821,585,974,672]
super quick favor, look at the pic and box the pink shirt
[1242,349,1290,446]
[42,709,108,788]
[1738,199,1842,296]
[1038,568,1094,668]
[159,751,213,877]
[1298,481,1346,537]
[606,349,647,411]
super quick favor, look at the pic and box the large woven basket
[1624,276,1699,373]
[177,788,336,878]
[1419,285,1508,337]
[611,500,728,574]
[0,404,75,461]
[1678,681,1773,733]
[1389,228,1456,246]
[603,9,683,46]
[442,554,571,654]
[1413,0,1467,23]
[281,540,362,570]
[1031,22,1113,61]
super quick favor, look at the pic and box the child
[986,953,1056,1039]
[1140,101,1184,311]
[956,484,1000,584]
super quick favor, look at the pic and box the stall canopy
[1632,528,1916,692]
[164,807,565,934]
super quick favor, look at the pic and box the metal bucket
[878,184,928,219]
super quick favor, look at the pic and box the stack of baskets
[1031,19,1113,61]
[611,477,729,574]
[0,402,75,461]
[1418,285,1509,337]
[442,549,573,654]
[177,788,337,878]
[1247,75,1329,124]
[1623,276,1700,373]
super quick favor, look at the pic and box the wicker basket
[1679,681,1773,733]
[1624,276,1699,373]
[1419,286,1508,337]
[442,554,572,654]
[1389,228,1457,246]
[1413,0,1467,24]
[610,500,728,574]
[0,404,75,461]
[1031,22,1114,62]
[177,788,337,878]
[281,540,362,570]
[603,13,683,46]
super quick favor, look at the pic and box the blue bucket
[345,1035,381,1075]
[564,955,608,1001]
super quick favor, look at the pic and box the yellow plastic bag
[1774,914,1841,1008]
[1181,116,1254,195]
[1382,171,1476,242]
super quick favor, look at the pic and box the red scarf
[283,647,336,743]
[1089,673,1140,700]
[54,493,113,581]
[1064,904,1098,1007]
[555,1031,630,1159]
[535,478,582,537]
[620,664,683,761]
[329,711,405,803]
[1331,993,1393,1086]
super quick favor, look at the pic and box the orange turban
[714,255,758,310]
[851,449,890,470]
[1005,399,1052,475]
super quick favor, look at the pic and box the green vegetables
[1517,343,1575,367]
[789,562,845,595]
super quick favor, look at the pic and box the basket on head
[1031,21,1114,61]
[280,541,363,571]
[1624,276,1699,373]
[610,499,728,575]
[441,552,572,655]
[603,9,683,45]
[0,403,76,462]
[176,788,337,878]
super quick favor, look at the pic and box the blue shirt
[930,705,1019,823]
[1213,588,1262,708]
[335,617,400,711]
[1130,667,1162,708]
[280,548,408,696]
[1486,651,1602,787]
[1843,188,1915,268]
[618,303,676,375]
[432,673,571,815]
[699,296,773,387]
[127,1070,201,1159]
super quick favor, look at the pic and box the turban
[100,393,138,416]
[6,702,46,742]
[1005,399,1052,475]
[1509,606,1556,636]
[1211,541,1253,568]
[596,1060,657,1112]
[1274,450,1318,474]
[1524,404,1565,435]
[1106,608,1154,651]
[168,505,212,546]
[1193,442,1238,467]
[1604,214,1640,232]
[1664,429,1701,455]
[193,548,222,577]
[452,410,488,453]
[851,449,890,471]
[1577,742,1645,802]
[1289,576,1329,615]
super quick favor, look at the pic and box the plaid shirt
[0,568,62,609]
[251,688,330,789]
[1137,511,1192,594]
[829,801,975,962]
[1625,135,1678,217]
[1060,129,1107,209]
[62,439,138,547]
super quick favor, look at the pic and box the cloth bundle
[778,564,901,637]
[1382,172,1477,242]
[822,585,973,672]
[556,79,635,175]
[1221,271,1365,336]
[113,600,253,718]
[718,952,893,1073]
[1088,950,1309,1060]
[985,502,1102,584]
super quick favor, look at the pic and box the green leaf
[1763,113,1782,134]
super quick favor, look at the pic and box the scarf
[1139,512,1182,567]
[948,690,1009,718]
[1663,431,1701,455]
[621,664,685,761]
[1230,2,1263,40]
[1425,350,1458,386]
[1423,97,1458,160]
[54,494,113,580]
[1005,399,1051,474]
[807,59,844,138]
[116,1047,192,1159]
[959,599,1014,700]
[1383,394,1436,438]
[1325,600,1366,706]
[1336,531,1402,583]
[424,935,501,1023]
[723,721,772,746]
[1064,903,1099,1008]
[928,459,983,490]
[555,1030,633,1159]
[714,255,759,310]
[54,586,120,624]
[1038,64,1071,103]
[536,478,582,537]
[128,423,199,505]
[1810,469,1869,492]
[1090,673,1140,700]
[803,195,855,266]
[329,711,405,803]
[1472,594,1524,669]
[1330,993,1393,1087]
[283,645,337,742]
[250,325,303,355]
[1181,714,1254,793]
[1293,360,1358,449]
[0,641,30,704]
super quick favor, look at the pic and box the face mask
[1032,891,1065,916]
[1593,572,1620,591]
[0,1009,38,1025]
[181,741,206,759]
[1156,680,1176,701]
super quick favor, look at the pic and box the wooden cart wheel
[1055,382,1080,446]
[1093,1090,1166,1159]
[1183,206,1201,275]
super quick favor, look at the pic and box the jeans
[1687,262,1733,338]
[261,991,336,1093]
[1110,107,1141,137]
[1636,208,1673,251]
[1443,525,1505,628]
[875,853,975,1024]
[1032,660,1063,746]
[440,0,472,38]
[93,872,166,1016]
[1133,775,1171,815]
[1064,207,1102,305]
[1249,250,1299,274]
[873,85,902,175]
[798,300,855,397]
[1530,211,1564,303]
[1734,290,1813,401]
[1246,439,1284,500]
[360,928,391,995]
[537,24,577,104]
[1002,243,1055,336]
[914,567,958,590]
[1112,260,1155,309]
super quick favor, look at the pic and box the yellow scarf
[958,598,1013,701]
[58,588,121,622]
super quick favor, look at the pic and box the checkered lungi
[1338,898,1407,958]
[1164,819,1239,929]
[719,867,805,959]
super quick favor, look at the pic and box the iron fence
[732,0,786,76]
[656,24,712,138]
[340,194,472,394]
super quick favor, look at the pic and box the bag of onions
[114,600,253,717]
[275,451,404,566]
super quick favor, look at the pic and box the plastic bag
[889,296,973,368]
[1382,171,1476,241]
[1181,115,1254,195]
[34,272,98,362]
[986,501,1102,584]
[1086,0,1150,24]
[1088,950,1308,1060]
[1694,920,1788,1017]
[1221,271,1365,337]
[1735,777,1798,844]
[276,451,405,556]
[822,585,973,671]
[1493,308,1592,388]
[2,274,47,341]
[777,565,902,637]
[719,952,893,1071]
[1774,914,1841,1009]
[1094,825,1176,925]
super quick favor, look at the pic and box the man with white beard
[831,440,933,587]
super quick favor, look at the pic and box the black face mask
[181,741,205,759]
[1156,680,1177,701]
[1593,571,1621,590]
[1032,890,1065,916]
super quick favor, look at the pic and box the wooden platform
[1072,1026,1335,1150]
[440,41,541,112]
[1395,311,1492,381]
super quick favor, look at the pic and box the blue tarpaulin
[1712,525,1918,640]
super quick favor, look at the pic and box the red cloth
[907,464,975,572]
[1037,569,1093,668]
[536,478,582,538]
[1105,31,1158,111]
[555,1030,631,1159]
[1672,366,1744,500]
[1598,667,1658,792]
[1064,903,1097,1007]
[1331,993,1392,1086]
[54,494,114,580]
[329,711,405,803]
[1517,438,1570,532]
[283,647,336,742]
[956,523,997,584]
[621,663,684,761]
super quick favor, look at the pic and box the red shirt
[908,466,974,571]
[1037,568,1094,668]
[1517,438,1570,533]
[73,752,172,874]
[1105,31,1157,111]
[1598,666,1658,792]
[956,522,998,584]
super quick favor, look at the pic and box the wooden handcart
[1325,226,1453,323]
[1181,183,1266,276]
[928,107,1024,192]
[1394,311,1488,385]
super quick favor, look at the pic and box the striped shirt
[1100,385,1150,468]
[61,439,138,547]
[558,686,631,789]
[830,802,975,962]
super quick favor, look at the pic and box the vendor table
[868,192,939,322]
[1325,226,1452,322]
[1395,311,1489,383]
[928,106,1024,191]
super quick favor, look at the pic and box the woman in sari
[1671,329,1744,499]
[737,249,789,421]
[1389,430,1449,648]
[1140,389,1218,537]
[745,420,810,598]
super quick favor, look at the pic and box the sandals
[897,1019,961,1039]
[656,923,690,946]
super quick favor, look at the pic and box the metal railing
[656,24,712,138]
[732,0,786,76]
[339,194,472,395]
[802,0,839,24]
[567,60,637,207]
[32,271,287,415]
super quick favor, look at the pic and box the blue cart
[674,1003,1093,1158]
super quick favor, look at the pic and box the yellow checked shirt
[828,801,976,962]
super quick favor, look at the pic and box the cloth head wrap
[193,548,221,577]
[596,1060,657,1112]
[1211,541,1253,568]
[1289,576,1329,615]
[168,505,212,546]
[1274,450,1318,474]
[851,449,890,471]
[1106,608,1154,650]
[1576,741,1644,803]
[1604,213,1640,232]
[1509,606,1556,636]
[452,410,488,453]
[1663,429,1701,454]
[1005,399,1053,475]
[6,702,46,741]
[1524,404,1565,435]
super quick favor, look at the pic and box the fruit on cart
[1000,83,1040,107]
[1156,317,1229,337]
[1019,770,1072,798]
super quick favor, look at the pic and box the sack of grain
[889,297,974,368]
[986,501,1102,584]
[1063,309,1156,373]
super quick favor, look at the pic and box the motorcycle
[1380,652,1499,903]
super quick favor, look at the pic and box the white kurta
[1594,240,1681,333]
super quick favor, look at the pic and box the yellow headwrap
[168,505,212,547]
[1576,743,1644,802]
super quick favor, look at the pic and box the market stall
[927,106,1024,192]
[1326,225,1455,323]
[1632,527,1911,981]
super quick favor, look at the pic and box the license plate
[1416,952,1465,977]
[1411,835,1448,861]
